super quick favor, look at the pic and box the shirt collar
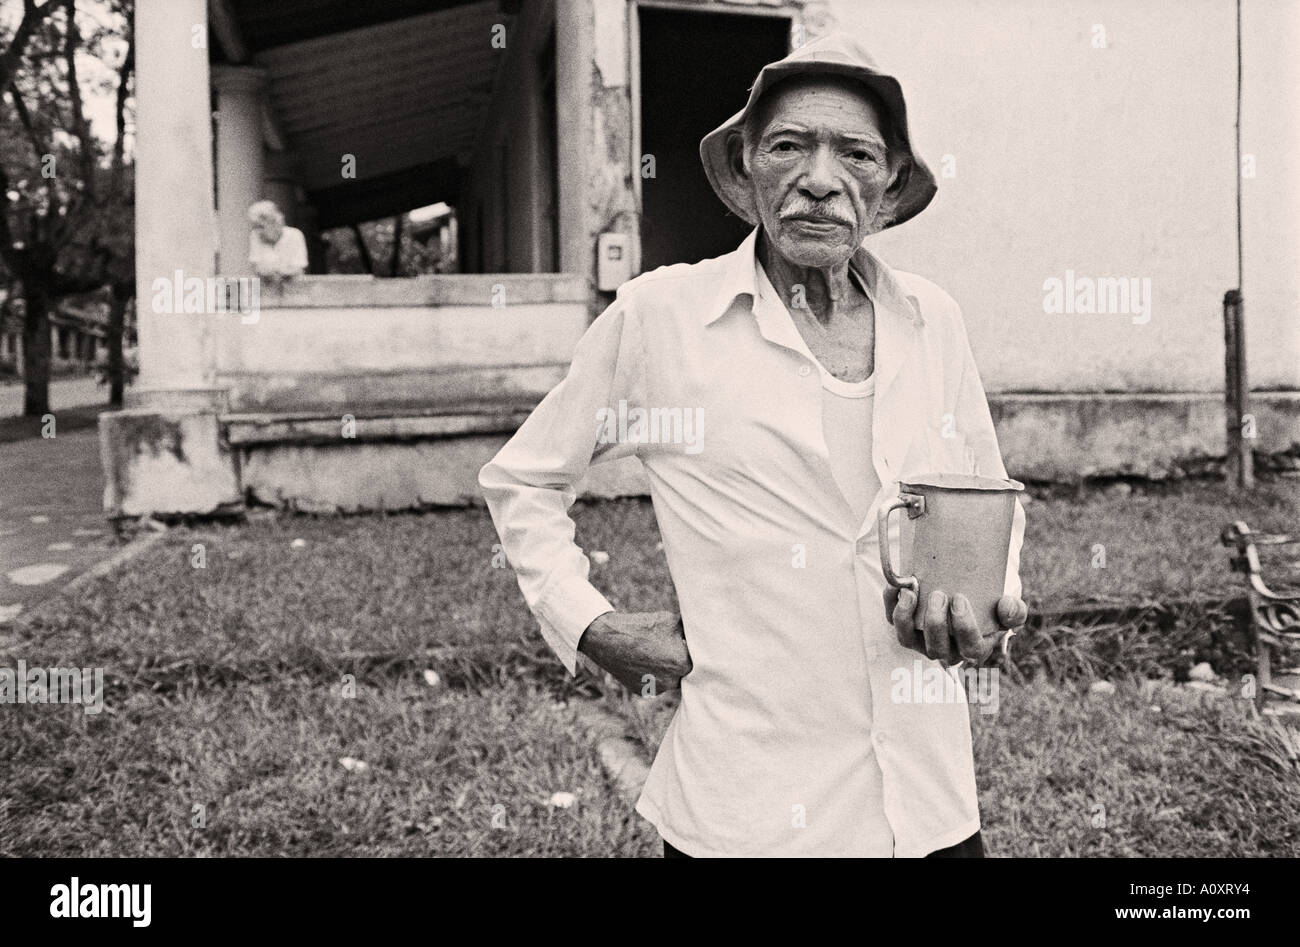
[703,227,925,328]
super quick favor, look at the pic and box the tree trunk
[107,285,128,407]
[20,280,51,417]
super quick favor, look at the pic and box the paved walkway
[0,376,106,416]
[0,425,114,625]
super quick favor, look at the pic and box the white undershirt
[754,261,883,528]
[818,365,881,527]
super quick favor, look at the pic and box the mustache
[778,203,854,226]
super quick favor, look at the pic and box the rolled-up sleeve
[951,308,1026,606]
[478,294,645,674]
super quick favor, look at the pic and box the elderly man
[480,33,1027,858]
[247,199,308,280]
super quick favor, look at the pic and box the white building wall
[831,0,1298,394]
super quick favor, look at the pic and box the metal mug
[877,472,1025,642]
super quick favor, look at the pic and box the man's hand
[883,588,1028,665]
[578,610,692,696]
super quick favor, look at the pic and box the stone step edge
[222,409,534,446]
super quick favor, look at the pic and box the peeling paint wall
[581,0,819,313]
[99,411,241,517]
[586,0,637,308]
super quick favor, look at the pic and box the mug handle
[878,493,925,593]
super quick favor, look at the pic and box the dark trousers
[662,831,984,858]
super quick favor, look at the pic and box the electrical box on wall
[596,233,631,292]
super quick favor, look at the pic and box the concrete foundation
[994,391,1300,481]
[99,410,242,517]
[238,435,648,513]
[98,391,1300,517]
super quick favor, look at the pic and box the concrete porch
[101,270,645,516]
[100,266,652,515]
[102,0,614,517]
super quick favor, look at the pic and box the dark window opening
[638,8,791,272]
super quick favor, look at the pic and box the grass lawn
[12,480,1296,673]
[0,674,657,856]
[8,511,539,673]
[973,677,1300,857]
[3,477,1297,856]
[1021,479,1299,608]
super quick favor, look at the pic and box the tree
[0,0,133,415]
[90,0,133,405]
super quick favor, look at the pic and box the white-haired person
[247,199,308,281]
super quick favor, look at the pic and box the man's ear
[871,154,911,230]
[726,131,749,181]
[884,155,911,207]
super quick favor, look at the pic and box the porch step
[220,408,648,512]
[221,406,534,447]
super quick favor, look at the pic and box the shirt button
[798,365,811,377]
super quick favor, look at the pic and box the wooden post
[1223,289,1253,490]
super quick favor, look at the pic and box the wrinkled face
[741,76,902,268]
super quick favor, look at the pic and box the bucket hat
[699,31,937,231]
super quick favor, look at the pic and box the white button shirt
[479,228,1025,857]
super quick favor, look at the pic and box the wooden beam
[260,101,287,152]
[230,0,500,54]
[296,134,475,190]
[307,159,463,229]
[209,0,249,63]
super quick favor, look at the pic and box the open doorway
[638,6,791,272]
[537,27,560,272]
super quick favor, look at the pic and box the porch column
[213,66,268,276]
[555,0,593,281]
[105,0,240,519]
[132,0,219,406]
[263,150,299,227]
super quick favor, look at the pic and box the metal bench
[1221,521,1300,717]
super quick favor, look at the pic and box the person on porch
[247,199,308,280]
